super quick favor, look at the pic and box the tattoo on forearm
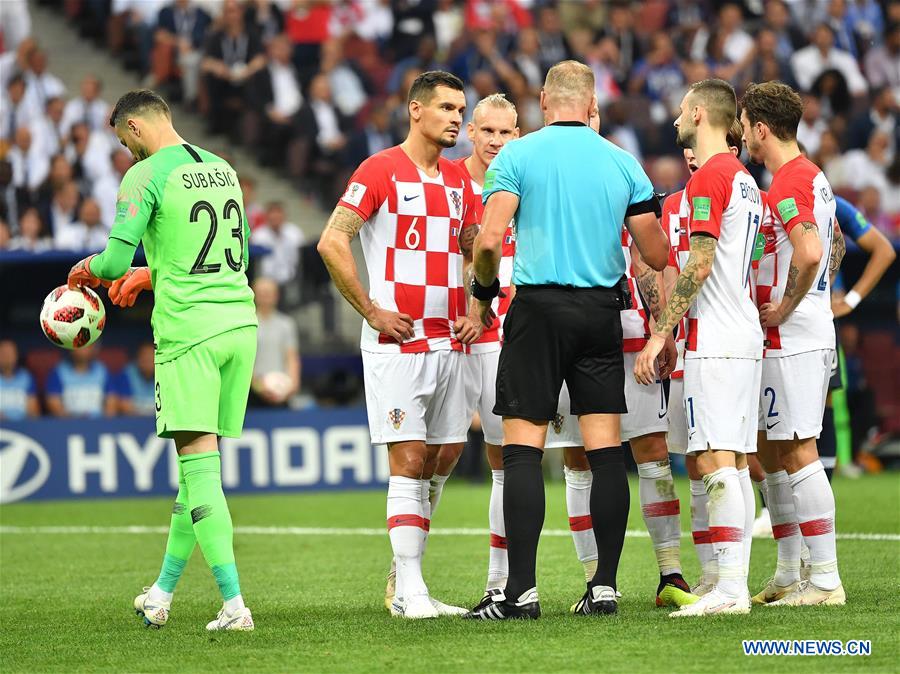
[636,268,662,322]
[654,235,717,336]
[325,206,365,237]
[799,221,819,234]
[784,262,800,298]
[829,225,845,283]
[459,223,479,256]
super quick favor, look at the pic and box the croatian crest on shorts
[552,413,565,434]
[388,408,406,430]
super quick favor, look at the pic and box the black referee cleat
[572,585,618,616]
[463,588,540,620]
[469,588,505,613]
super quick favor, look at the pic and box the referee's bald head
[543,60,595,108]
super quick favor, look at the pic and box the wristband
[471,276,500,301]
[843,290,861,309]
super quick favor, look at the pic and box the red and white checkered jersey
[748,189,771,305]
[620,228,651,352]
[338,145,479,353]
[683,153,764,360]
[456,157,516,354]
[663,190,688,377]
[755,155,836,357]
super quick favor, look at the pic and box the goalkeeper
[67,90,257,632]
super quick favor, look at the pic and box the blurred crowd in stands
[0,0,898,449]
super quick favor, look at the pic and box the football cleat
[471,588,505,613]
[751,577,800,605]
[656,574,699,608]
[766,580,846,607]
[205,605,255,631]
[669,588,750,617]
[463,588,540,620]
[390,594,439,619]
[384,562,396,611]
[429,597,468,616]
[133,586,170,629]
[572,585,618,616]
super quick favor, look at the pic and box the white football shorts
[683,357,762,454]
[666,376,689,454]
[544,381,584,449]
[363,349,469,445]
[622,351,669,441]
[462,349,503,446]
[758,349,833,441]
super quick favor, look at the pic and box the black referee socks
[587,446,630,591]
[502,444,545,602]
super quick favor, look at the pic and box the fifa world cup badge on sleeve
[777,197,800,222]
[343,182,367,207]
[692,196,711,221]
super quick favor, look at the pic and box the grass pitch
[1,473,898,673]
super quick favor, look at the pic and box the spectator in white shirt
[839,131,894,202]
[249,277,301,408]
[8,126,49,194]
[61,75,111,136]
[32,97,68,158]
[65,122,115,194]
[791,23,868,96]
[23,48,66,113]
[251,201,305,287]
[93,150,134,229]
[0,0,32,51]
[47,180,81,246]
[797,93,828,157]
[1,74,40,144]
[320,38,369,118]
[865,21,900,94]
[56,198,109,251]
[718,2,755,65]
[9,207,52,253]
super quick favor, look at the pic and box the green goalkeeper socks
[180,451,242,601]
[154,463,197,593]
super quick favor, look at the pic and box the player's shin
[689,478,716,587]
[703,465,747,599]
[180,452,244,611]
[486,469,508,591]
[766,470,802,586]
[737,466,755,575]
[564,466,598,583]
[636,460,682,576]
[150,464,196,603]
[387,476,429,601]
[587,447,629,591]
[790,459,841,591]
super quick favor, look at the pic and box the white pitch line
[0,525,897,541]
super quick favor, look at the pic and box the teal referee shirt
[483,122,655,288]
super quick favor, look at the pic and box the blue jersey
[483,123,655,288]
[0,368,35,420]
[122,364,156,416]
[834,195,872,242]
[46,361,118,417]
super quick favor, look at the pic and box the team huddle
[320,68,846,619]
[64,62,848,631]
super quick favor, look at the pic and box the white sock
[704,467,746,599]
[689,479,716,584]
[486,469,507,590]
[419,479,431,557]
[387,476,428,600]
[766,470,802,586]
[224,594,245,613]
[756,477,769,509]
[429,473,450,518]
[738,468,755,576]
[790,460,841,591]
[564,467,598,582]
[637,461,682,576]
[148,583,173,605]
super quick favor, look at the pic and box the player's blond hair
[727,117,744,149]
[472,93,518,124]
[543,60,595,106]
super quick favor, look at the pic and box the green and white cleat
[134,586,170,629]
[206,605,255,631]
[385,561,396,611]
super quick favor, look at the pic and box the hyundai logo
[0,429,51,503]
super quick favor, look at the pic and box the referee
[464,61,670,620]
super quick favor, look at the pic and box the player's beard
[437,132,458,148]
[675,125,696,150]
[745,138,764,164]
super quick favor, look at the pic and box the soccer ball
[39,285,106,350]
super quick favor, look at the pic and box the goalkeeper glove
[67,254,102,289]
[109,267,152,307]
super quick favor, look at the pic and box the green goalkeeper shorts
[154,325,257,439]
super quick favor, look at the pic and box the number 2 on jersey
[190,198,245,274]
[816,217,834,292]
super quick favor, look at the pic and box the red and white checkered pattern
[755,156,836,357]
[682,153,763,360]
[620,228,651,352]
[456,158,515,354]
[339,146,479,354]
[663,190,689,377]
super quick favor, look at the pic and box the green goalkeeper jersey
[110,143,257,363]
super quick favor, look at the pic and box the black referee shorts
[494,284,627,421]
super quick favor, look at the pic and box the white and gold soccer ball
[39,285,106,350]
